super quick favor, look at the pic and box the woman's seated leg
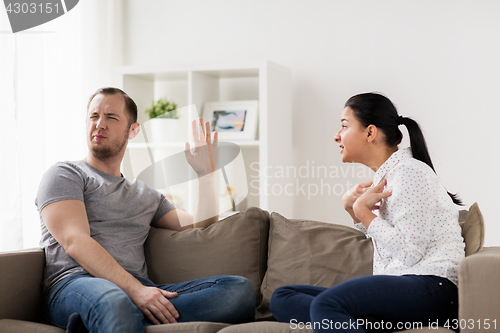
[271,285,327,324]
[310,275,458,333]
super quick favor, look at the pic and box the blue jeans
[44,274,255,333]
[271,275,458,332]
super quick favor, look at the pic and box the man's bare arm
[42,199,179,324]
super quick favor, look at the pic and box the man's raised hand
[184,118,219,177]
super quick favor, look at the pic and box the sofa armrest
[0,248,45,323]
[458,247,500,332]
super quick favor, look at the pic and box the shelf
[223,141,260,147]
[116,60,286,78]
[119,61,292,217]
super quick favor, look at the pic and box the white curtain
[0,0,123,251]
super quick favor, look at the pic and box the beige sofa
[1,204,497,333]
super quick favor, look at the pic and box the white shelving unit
[117,60,292,217]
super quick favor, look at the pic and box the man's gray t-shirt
[35,160,175,292]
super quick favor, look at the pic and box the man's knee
[219,276,256,321]
[96,286,139,317]
[63,278,143,332]
[86,282,143,330]
[226,276,255,304]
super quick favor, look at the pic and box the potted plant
[145,98,179,143]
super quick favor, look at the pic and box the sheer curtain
[0,0,123,251]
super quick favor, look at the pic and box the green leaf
[145,97,179,119]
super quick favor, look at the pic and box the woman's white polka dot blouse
[355,147,465,285]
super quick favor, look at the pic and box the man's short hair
[87,87,138,126]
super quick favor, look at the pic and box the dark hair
[87,87,138,126]
[345,92,462,205]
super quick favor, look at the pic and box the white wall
[123,0,500,246]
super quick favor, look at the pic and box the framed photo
[203,100,259,141]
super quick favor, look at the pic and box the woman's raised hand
[352,179,393,228]
[343,180,373,211]
[342,180,373,224]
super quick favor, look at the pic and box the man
[36,87,255,333]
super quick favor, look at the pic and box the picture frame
[202,100,259,141]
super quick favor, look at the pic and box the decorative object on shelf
[203,100,259,141]
[145,98,179,143]
[220,186,247,212]
[224,186,237,211]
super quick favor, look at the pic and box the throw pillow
[144,207,270,305]
[257,213,373,320]
[459,202,485,256]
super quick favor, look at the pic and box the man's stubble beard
[90,128,129,161]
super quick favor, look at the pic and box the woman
[270,93,465,332]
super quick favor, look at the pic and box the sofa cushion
[218,321,313,333]
[0,321,232,333]
[0,319,64,333]
[217,322,453,333]
[0,248,45,323]
[458,202,485,256]
[145,207,269,305]
[257,213,373,320]
[144,321,230,332]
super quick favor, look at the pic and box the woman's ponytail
[346,92,463,206]
[398,117,463,206]
[398,117,434,172]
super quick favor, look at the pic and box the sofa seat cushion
[398,327,455,333]
[218,321,313,333]
[217,322,454,333]
[145,321,230,332]
[257,213,373,319]
[0,319,64,333]
[145,207,270,305]
[0,320,231,333]
[0,320,454,333]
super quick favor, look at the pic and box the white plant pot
[149,118,178,143]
